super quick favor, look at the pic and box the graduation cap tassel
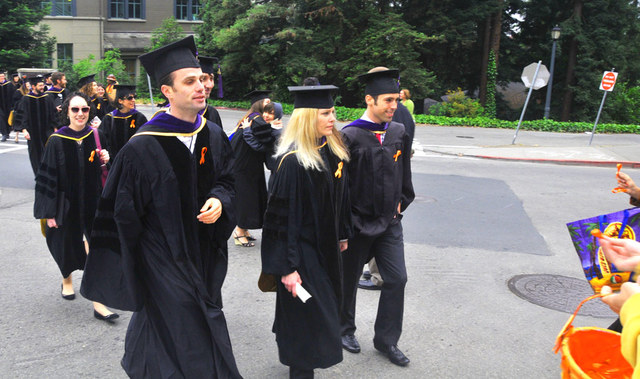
[217,64,223,98]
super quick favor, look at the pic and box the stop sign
[521,62,550,90]
[599,71,618,91]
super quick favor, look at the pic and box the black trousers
[340,220,407,346]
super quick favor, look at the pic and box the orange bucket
[554,294,633,378]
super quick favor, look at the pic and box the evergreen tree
[0,0,55,73]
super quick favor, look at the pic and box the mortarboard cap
[139,35,200,84]
[245,89,272,105]
[288,85,338,109]
[77,74,96,88]
[198,56,219,75]
[358,68,400,96]
[28,75,45,86]
[114,84,136,99]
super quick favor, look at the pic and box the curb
[424,148,640,168]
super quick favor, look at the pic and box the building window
[176,0,201,21]
[57,44,73,68]
[109,0,144,19]
[42,0,76,16]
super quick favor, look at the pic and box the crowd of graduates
[6,35,417,378]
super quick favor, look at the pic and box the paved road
[0,106,636,378]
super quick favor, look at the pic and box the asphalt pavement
[2,105,640,378]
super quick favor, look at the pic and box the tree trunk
[561,0,583,121]
[479,1,503,106]
[490,1,502,65]
[479,16,492,105]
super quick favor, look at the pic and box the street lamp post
[543,25,561,119]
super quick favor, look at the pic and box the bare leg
[234,226,253,246]
[85,239,117,317]
[62,275,74,296]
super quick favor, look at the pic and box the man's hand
[22,129,30,140]
[47,218,58,228]
[197,197,222,224]
[339,240,348,252]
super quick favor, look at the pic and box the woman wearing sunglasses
[34,92,119,322]
[100,85,148,158]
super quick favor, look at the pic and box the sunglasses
[70,106,91,114]
[124,95,136,100]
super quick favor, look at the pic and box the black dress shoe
[374,342,410,366]
[341,334,361,353]
[94,310,119,323]
[61,284,75,300]
[357,278,381,290]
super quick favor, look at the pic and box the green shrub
[209,99,640,134]
[429,88,484,118]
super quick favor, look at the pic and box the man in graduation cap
[12,75,57,175]
[81,35,242,378]
[198,55,224,128]
[0,72,13,141]
[339,67,414,367]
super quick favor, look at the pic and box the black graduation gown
[202,105,223,129]
[100,109,148,158]
[0,81,12,135]
[91,96,109,120]
[341,121,415,236]
[13,93,57,175]
[33,127,104,278]
[261,144,351,370]
[229,115,271,229]
[81,112,242,379]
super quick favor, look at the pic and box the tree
[197,0,436,107]
[149,17,186,51]
[0,0,55,73]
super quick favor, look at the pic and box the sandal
[233,232,255,247]
[245,233,256,241]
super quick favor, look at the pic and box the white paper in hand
[295,283,312,303]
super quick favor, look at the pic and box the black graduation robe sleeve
[261,153,303,276]
[207,125,237,242]
[34,137,65,222]
[400,130,415,212]
[81,151,149,311]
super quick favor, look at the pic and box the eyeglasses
[125,95,136,100]
[70,106,91,114]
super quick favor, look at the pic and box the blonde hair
[401,89,411,99]
[276,108,349,171]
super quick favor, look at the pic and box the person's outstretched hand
[600,236,640,271]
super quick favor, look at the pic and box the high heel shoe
[61,284,75,300]
[245,233,256,241]
[94,310,119,323]
[233,232,255,247]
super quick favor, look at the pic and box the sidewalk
[136,105,640,167]
[412,124,640,167]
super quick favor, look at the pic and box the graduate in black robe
[0,72,14,141]
[100,85,148,158]
[228,90,274,247]
[339,68,414,367]
[13,75,58,175]
[198,56,224,129]
[34,91,118,321]
[81,36,242,378]
[261,85,351,378]
[45,72,69,130]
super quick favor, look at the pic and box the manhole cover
[508,274,615,318]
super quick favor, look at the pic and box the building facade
[41,0,203,81]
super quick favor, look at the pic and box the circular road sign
[599,71,618,92]
[521,62,550,90]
